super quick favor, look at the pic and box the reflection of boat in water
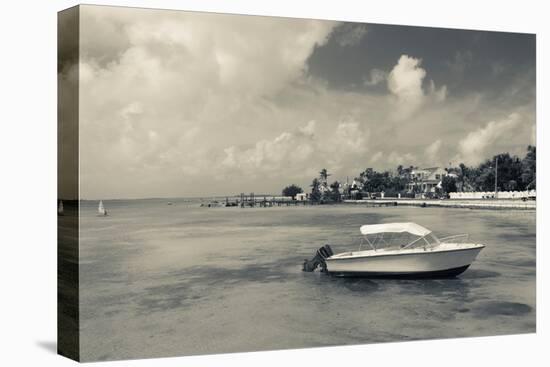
[98,200,108,216]
[303,222,484,278]
[58,200,64,216]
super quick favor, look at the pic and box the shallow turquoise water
[77,200,536,361]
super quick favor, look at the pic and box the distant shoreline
[74,196,536,210]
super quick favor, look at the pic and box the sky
[69,5,536,199]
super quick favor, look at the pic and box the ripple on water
[336,278,381,292]
[472,301,532,317]
[460,269,501,279]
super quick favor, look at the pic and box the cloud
[387,151,417,166]
[370,151,383,163]
[220,121,317,177]
[428,80,447,102]
[220,118,370,179]
[364,68,387,86]
[456,113,522,165]
[424,139,442,163]
[299,120,316,136]
[322,119,370,173]
[73,6,535,198]
[446,50,473,75]
[334,24,367,47]
[119,102,143,120]
[333,120,369,154]
[387,55,427,118]
[387,55,446,119]
[77,6,336,197]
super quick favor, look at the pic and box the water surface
[77,200,536,361]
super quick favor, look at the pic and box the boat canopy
[360,222,431,237]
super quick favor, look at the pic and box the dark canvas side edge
[57,5,80,362]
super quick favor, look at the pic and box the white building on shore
[449,190,536,200]
[407,167,453,193]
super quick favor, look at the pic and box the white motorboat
[303,222,484,278]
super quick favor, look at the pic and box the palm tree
[310,178,321,202]
[397,165,404,176]
[311,178,320,190]
[458,163,468,191]
[521,145,536,190]
[319,168,330,183]
[330,181,342,202]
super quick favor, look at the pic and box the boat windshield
[359,231,440,251]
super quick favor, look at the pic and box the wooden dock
[233,193,311,208]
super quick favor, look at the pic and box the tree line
[452,145,536,192]
[281,145,536,202]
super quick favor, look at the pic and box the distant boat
[58,200,64,216]
[98,200,108,216]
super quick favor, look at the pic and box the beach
[75,200,536,361]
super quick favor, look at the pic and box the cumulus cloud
[387,55,446,119]
[428,80,447,102]
[220,118,369,179]
[387,151,417,166]
[333,120,369,154]
[456,113,522,165]
[73,6,535,198]
[220,121,317,177]
[77,6,336,197]
[299,120,316,137]
[334,24,367,47]
[424,139,442,163]
[387,55,427,118]
[364,68,387,86]
[370,151,383,163]
[323,119,370,172]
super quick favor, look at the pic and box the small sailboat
[58,200,64,216]
[98,200,108,216]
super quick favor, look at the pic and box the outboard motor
[302,244,334,272]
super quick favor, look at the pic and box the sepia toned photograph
[58,4,536,362]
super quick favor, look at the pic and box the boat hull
[328,264,470,278]
[326,245,483,278]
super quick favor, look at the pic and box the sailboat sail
[58,200,64,215]
[98,200,107,216]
